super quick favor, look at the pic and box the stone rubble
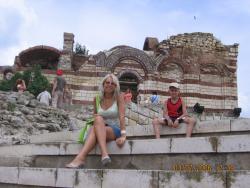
[0,90,92,145]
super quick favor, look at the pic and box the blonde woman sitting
[66,74,126,168]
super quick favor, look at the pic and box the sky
[0,0,249,117]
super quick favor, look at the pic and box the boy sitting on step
[152,82,196,138]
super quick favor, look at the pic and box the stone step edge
[0,167,249,188]
[1,134,250,156]
[29,118,250,144]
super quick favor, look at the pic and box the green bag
[78,95,100,144]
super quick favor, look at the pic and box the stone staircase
[0,118,250,187]
[125,103,235,127]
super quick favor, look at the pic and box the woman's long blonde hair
[99,73,120,100]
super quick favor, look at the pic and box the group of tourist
[123,88,160,105]
[15,69,72,108]
[14,70,196,169]
[66,73,196,169]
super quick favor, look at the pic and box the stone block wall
[58,33,74,70]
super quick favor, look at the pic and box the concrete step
[28,118,250,144]
[1,135,250,170]
[3,135,250,156]
[0,167,249,188]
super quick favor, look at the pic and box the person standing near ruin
[52,69,66,108]
[63,84,73,107]
[137,89,143,105]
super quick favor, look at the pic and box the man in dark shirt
[52,69,66,108]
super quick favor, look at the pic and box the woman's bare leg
[94,116,116,158]
[67,127,97,165]
[67,113,119,167]
[94,116,108,158]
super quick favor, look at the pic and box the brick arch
[218,64,235,77]
[200,63,223,89]
[117,69,143,83]
[157,60,185,73]
[156,56,189,73]
[105,46,154,74]
[17,45,61,69]
[158,62,184,82]
[200,63,223,75]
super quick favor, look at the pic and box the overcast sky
[0,0,249,117]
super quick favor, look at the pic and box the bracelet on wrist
[121,130,126,135]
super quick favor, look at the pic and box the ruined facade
[0,32,239,116]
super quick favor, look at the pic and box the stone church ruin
[0,32,239,117]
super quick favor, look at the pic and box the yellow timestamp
[172,163,235,172]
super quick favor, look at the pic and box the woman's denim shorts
[106,124,121,138]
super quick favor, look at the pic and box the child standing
[152,82,196,138]
[16,79,26,93]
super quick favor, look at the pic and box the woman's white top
[98,101,119,126]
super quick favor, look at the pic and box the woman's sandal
[65,162,85,169]
[101,156,111,166]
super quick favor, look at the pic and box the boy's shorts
[163,116,184,126]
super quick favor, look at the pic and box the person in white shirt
[37,89,52,106]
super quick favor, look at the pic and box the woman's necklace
[102,98,113,109]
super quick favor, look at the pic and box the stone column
[58,32,74,70]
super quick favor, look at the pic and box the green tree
[0,72,22,91]
[27,65,50,96]
[75,43,89,55]
[0,65,50,96]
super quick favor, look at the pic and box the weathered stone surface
[18,167,56,187]
[96,140,131,155]
[75,169,102,188]
[31,143,60,155]
[194,120,230,133]
[229,171,250,188]
[171,137,216,153]
[60,143,95,155]
[2,167,249,188]
[56,168,75,187]
[28,118,250,144]
[7,134,250,159]
[102,169,158,188]
[159,171,226,188]
[131,139,170,154]
[0,144,32,156]
[231,118,250,131]
[0,167,18,184]
[218,135,250,152]
[0,91,85,145]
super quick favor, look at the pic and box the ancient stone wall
[58,33,74,70]
[0,32,239,116]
